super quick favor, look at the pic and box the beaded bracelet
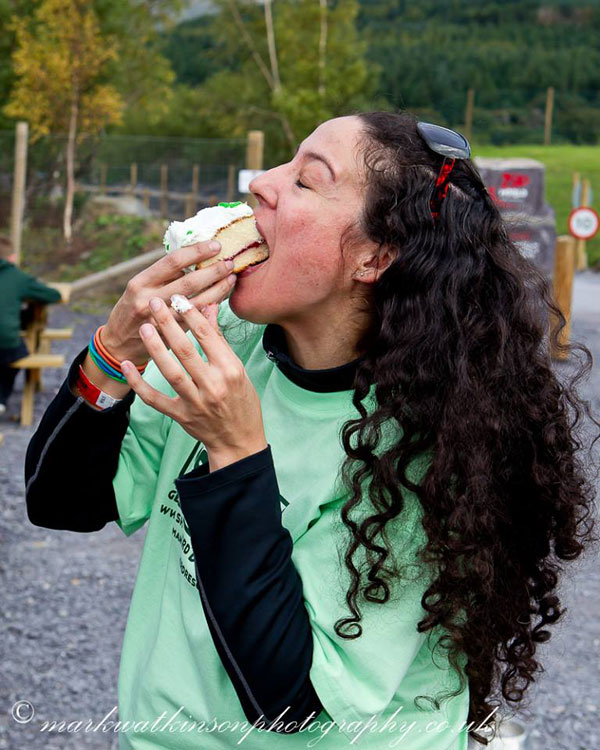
[88,326,149,384]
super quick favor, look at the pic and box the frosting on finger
[170,294,194,314]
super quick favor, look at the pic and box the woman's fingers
[187,272,237,310]
[171,299,236,370]
[201,303,224,336]
[136,241,222,287]
[135,320,201,402]
[162,258,235,301]
[146,298,212,389]
[121,356,181,421]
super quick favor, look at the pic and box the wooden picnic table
[21,282,71,353]
[11,282,72,427]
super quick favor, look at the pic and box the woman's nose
[249,168,278,208]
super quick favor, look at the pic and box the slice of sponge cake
[163,202,269,274]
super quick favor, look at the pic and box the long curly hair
[334,110,599,745]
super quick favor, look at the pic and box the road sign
[568,206,600,240]
[238,169,264,194]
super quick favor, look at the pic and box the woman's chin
[228,282,270,324]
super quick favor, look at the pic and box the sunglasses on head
[416,122,471,220]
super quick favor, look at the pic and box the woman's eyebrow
[295,148,337,181]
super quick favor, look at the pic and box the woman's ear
[353,245,396,282]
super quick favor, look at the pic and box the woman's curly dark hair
[334,110,599,745]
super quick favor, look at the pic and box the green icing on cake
[218,201,243,208]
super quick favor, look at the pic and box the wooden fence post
[130,163,137,195]
[245,130,264,208]
[142,188,150,210]
[10,121,28,266]
[160,164,168,217]
[544,86,555,146]
[227,164,236,201]
[185,193,195,218]
[551,235,576,360]
[189,164,199,215]
[100,163,107,196]
[465,88,475,142]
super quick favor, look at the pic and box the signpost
[244,131,264,208]
[568,206,599,241]
[570,176,595,270]
[238,169,264,195]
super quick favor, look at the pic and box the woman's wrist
[101,324,149,368]
[206,440,269,472]
[77,352,133,401]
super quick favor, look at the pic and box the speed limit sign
[568,207,599,240]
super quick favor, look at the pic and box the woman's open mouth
[234,222,270,277]
[238,256,269,278]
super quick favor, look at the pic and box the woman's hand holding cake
[120,296,267,471]
[101,240,236,367]
[77,201,268,405]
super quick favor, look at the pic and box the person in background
[0,234,62,415]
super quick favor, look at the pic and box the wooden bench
[20,327,73,345]
[38,329,74,392]
[23,328,73,392]
[40,327,74,343]
[9,353,66,427]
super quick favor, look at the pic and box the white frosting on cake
[163,203,254,254]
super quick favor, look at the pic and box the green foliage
[96,0,181,126]
[355,0,600,143]
[1,0,180,133]
[19,212,162,282]
[154,0,379,162]
[4,0,124,139]
[556,106,600,144]
[160,14,221,87]
[157,0,600,148]
[3,0,600,151]
[0,0,37,129]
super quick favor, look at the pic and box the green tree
[195,0,381,161]
[94,0,180,127]
[4,0,124,242]
[1,0,181,158]
[0,0,37,130]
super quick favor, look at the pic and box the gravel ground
[1,276,599,750]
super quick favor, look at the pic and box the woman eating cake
[25,111,598,749]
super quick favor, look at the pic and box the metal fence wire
[0,131,248,231]
[0,86,599,232]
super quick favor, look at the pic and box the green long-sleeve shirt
[0,258,62,349]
